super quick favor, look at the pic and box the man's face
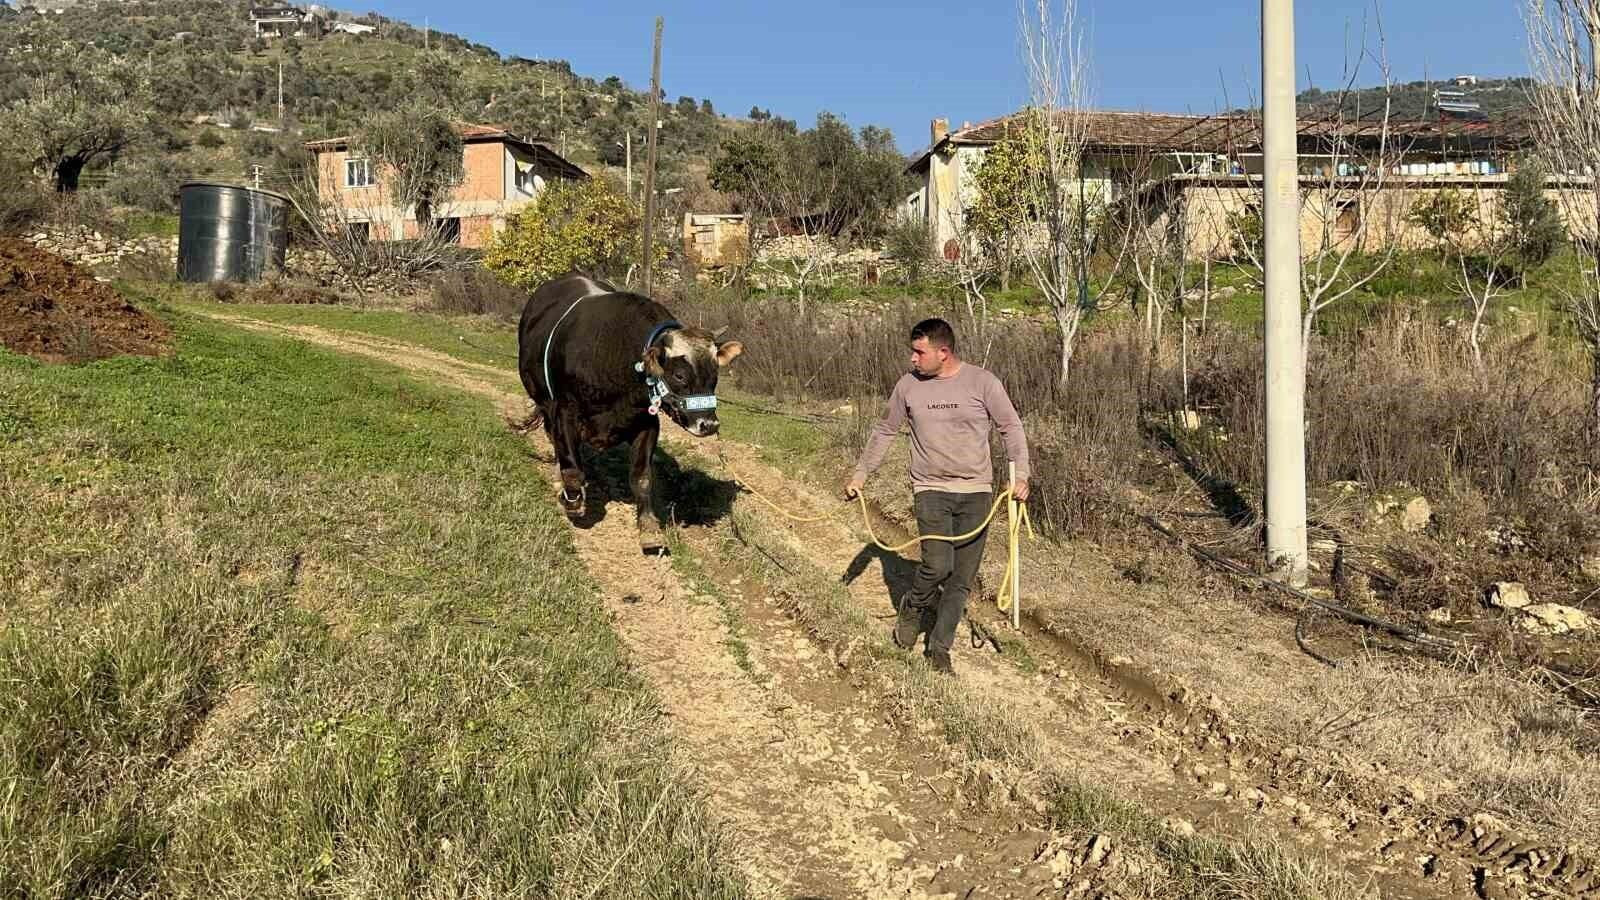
[909,336,948,377]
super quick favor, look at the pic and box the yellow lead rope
[716,446,1035,615]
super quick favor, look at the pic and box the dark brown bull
[517,273,742,551]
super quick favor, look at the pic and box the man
[846,318,1029,675]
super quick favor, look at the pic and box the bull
[517,273,742,552]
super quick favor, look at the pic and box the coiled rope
[714,444,1035,615]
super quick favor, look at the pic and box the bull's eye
[671,371,690,387]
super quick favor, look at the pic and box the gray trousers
[907,490,993,655]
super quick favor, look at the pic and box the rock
[1518,603,1596,636]
[1425,607,1453,625]
[1401,495,1433,532]
[1172,409,1202,431]
[1164,818,1195,838]
[1582,554,1600,580]
[1485,582,1532,611]
[1215,285,1239,299]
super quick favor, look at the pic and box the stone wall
[22,227,178,275]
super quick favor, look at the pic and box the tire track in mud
[200,313,1062,899]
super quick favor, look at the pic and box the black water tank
[177,182,290,282]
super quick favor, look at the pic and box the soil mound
[0,237,171,363]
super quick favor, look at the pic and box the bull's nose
[693,419,719,436]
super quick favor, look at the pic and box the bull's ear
[643,346,666,377]
[715,340,743,367]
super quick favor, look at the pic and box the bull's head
[642,325,742,437]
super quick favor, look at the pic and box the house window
[1334,198,1361,233]
[434,217,461,244]
[345,158,374,188]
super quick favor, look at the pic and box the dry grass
[706,506,1366,900]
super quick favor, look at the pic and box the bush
[1501,159,1565,282]
[884,219,932,285]
[0,159,48,236]
[106,155,182,213]
[483,178,659,289]
[427,268,528,320]
[195,129,227,149]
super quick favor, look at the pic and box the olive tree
[0,39,154,192]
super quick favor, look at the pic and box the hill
[1295,75,1534,121]
[0,0,776,211]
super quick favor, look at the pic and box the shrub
[1501,159,1565,282]
[1406,188,1477,249]
[427,268,528,320]
[195,129,226,149]
[483,178,659,289]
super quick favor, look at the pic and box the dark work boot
[893,593,932,650]
[926,649,954,675]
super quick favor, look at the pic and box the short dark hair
[910,318,956,353]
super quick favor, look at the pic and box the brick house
[304,124,588,249]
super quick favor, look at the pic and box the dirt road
[203,311,1599,900]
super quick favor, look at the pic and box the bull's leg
[547,412,586,517]
[630,423,664,553]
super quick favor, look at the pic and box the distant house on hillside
[905,108,1540,260]
[330,21,375,35]
[303,124,588,248]
[251,4,323,38]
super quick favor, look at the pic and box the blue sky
[358,1,1531,152]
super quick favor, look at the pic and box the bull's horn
[711,325,729,339]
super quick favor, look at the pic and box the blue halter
[540,300,718,418]
[634,320,719,417]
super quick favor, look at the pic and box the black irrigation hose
[1294,607,1340,668]
[1139,514,1462,655]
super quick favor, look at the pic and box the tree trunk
[1054,303,1081,386]
[1592,347,1600,468]
[54,157,85,193]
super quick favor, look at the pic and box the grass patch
[0,308,745,897]
[664,530,760,681]
[161,291,521,370]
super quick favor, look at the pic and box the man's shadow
[842,543,919,612]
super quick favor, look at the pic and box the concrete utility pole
[1261,0,1308,584]
[642,16,663,295]
[277,56,284,123]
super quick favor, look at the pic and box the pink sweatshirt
[853,363,1030,493]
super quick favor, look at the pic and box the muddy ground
[0,239,170,363]
[196,310,1600,900]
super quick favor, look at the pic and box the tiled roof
[908,107,1534,171]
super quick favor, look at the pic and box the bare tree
[1208,9,1405,369]
[1413,188,1514,370]
[1526,0,1600,453]
[1017,0,1129,385]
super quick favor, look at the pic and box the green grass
[0,308,746,897]
[121,211,179,238]
[161,290,522,370]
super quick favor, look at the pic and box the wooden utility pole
[641,16,663,295]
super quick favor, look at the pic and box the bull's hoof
[558,486,585,517]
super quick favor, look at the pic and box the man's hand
[845,476,865,500]
[1013,479,1029,503]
